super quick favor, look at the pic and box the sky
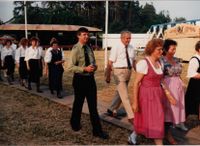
[0,0,200,23]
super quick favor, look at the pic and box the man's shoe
[0,77,3,81]
[26,84,32,90]
[71,125,81,132]
[50,90,54,94]
[106,109,121,120]
[93,131,109,139]
[57,92,62,98]
[37,89,43,93]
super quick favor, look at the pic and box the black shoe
[50,90,54,94]
[106,109,121,120]
[71,125,82,132]
[26,83,32,90]
[37,89,43,93]
[57,92,62,98]
[8,82,13,85]
[27,85,32,90]
[93,131,109,139]
[0,77,3,81]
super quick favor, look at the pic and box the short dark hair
[77,27,89,36]
[50,40,58,46]
[195,41,200,51]
[163,39,177,56]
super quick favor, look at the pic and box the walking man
[105,30,136,144]
[68,27,108,139]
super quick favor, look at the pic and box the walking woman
[185,40,200,120]
[44,40,65,98]
[25,37,44,92]
[132,39,176,145]
[15,38,29,87]
[161,39,188,144]
[1,39,15,85]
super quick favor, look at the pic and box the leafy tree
[11,1,172,33]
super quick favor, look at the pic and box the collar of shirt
[194,53,200,60]
[77,42,87,50]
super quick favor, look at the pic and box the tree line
[9,1,184,33]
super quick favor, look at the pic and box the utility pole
[24,1,28,39]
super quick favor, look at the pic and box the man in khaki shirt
[68,27,108,139]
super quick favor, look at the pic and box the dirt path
[0,84,153,145]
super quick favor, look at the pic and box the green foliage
[12,1,172,33]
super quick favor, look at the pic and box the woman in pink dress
[131,39,176,145]
[161,39,188,144]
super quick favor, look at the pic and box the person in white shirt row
[25,37,44,93]
[44,39,65,98]
[1,39,15,84]
[185,40,200,120]
[15,38,29,87]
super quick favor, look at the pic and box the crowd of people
[0,27,200,144]
[104,31,200,144]
[0,36,65,98]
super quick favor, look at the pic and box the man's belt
[114,67,131,69]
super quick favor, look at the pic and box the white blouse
[1,46,15,61]
[15,46,27,63]
[136,57,163,74]
[109,41,136,68]
[25,46,44,61]
[44,47,64,63]
[0,44,3,53]
[187,54,200,78]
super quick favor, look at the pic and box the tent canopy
[0,24,102,32]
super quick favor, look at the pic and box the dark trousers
[70,74,102,134]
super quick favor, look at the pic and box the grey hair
[120,30,131,38]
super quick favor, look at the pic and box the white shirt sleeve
[187,58,199,78]
[109,46,117,63]
[1,48,4,61]
[15,47,20,63]
[136,59,148,74]
[24,48,29,61]
[61,49,65,61]
[44,49,52,63]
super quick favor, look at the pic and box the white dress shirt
[1,46,15,61]
[109,41,135,68]
[25,46,44,61]
[15,46,27,63]
[187,53,200,78]
[44,47,64,63]
[136,57,163,75]
[0,44,3,53]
